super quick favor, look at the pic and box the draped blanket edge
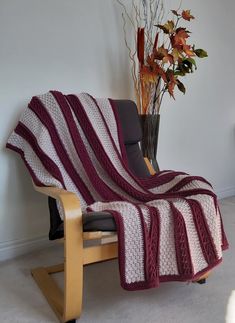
[6,91,228,290]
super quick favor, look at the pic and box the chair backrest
[114,100,150,178]
[48,100,150,239]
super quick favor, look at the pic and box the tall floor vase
[140,114,160,172]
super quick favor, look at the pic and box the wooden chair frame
[31,159,210,322]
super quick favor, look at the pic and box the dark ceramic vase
[140,114,160,172]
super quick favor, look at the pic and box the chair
[31,100,210,322]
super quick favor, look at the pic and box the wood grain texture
[83,243,118,265]
[32,184,84,321]
[144,157,156,175]
[31,267,64,322]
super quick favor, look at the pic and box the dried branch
[117,0,165,114]
[116,0,136,30]
[121,12,141,112]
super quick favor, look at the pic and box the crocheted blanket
[6,91,228,290]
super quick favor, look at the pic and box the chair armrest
[33,183,74,199]
[32,183,82,237]
[144,158,156,175]
[33,183,82,222]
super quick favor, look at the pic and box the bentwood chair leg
[61,193,84,322]
[31,259,83,323]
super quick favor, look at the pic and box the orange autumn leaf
[155,46,174,64]
[168,82,176,98]
[171,48,181,62]
[152,62,167,82]
[182,10,195,21]
[156,20,174,34]
[140,66,157,84]
[183,45,195,57]
[155,65,167,82]
[132,5,207,113]
[165,54,174,64]
[141,61,167,84]
[167,70,178,98]
[171,28,190,49]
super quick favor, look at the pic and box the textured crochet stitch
[6,91,228,290]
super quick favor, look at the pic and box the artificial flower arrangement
[137,7,208,114]
[117,1,208,170]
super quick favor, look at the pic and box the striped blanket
[6,91,228,290]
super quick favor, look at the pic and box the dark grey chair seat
[83,212,116,231]
[54,212,116,238]
[48,99,151,240]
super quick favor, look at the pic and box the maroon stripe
[6,143,44,187]
[138,188,217,202]
[187,199,218,264]
[51,90,123,202]
[168,175,212,193]
[141,171,188,189]
[161,188,217,201]
[29,96,94,205]
[15,122,66,188]
[89,95,128,167]
[147,206,160,286]
[170,202,194,276]
[218,208,229,250]
[108,98,129,166]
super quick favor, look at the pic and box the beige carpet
[0,197,234,323]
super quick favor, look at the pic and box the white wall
[0,0,235,260]
[159,0,235,197]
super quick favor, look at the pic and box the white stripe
[95,98,121,155]
[178,179,213,192]
[147,200,179,276]
[89,201,145,284]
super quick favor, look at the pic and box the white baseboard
[0,235,51,262]
[216,186,235,200]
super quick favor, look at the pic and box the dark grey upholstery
[114,100,142,144]
[48,100,150,240]
[83,212,116,231]
[114,100,150,178]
